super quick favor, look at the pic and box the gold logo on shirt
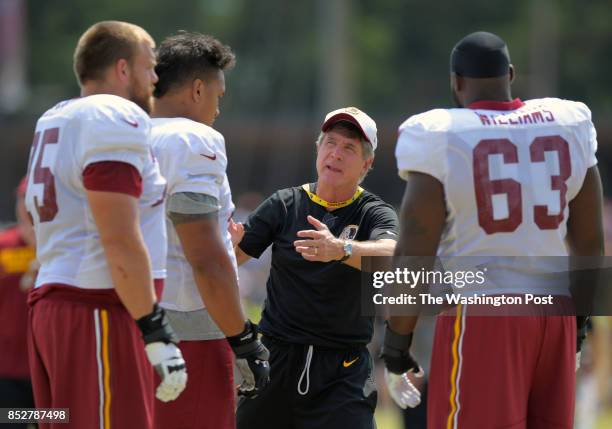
[339,225,359,240]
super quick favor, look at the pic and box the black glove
[136,303,180,345]
[227,321,270,398]
[136,304,187,402]
[380,321,421,375]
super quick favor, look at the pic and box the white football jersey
[25,95,167,289]
[151,117,237,312]
[396,98,597,293]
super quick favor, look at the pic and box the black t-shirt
[239,184,399,348]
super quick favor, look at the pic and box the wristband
[340,240,353,262]
[136,303,179,345]
[227,320,259,356]
[383,321,414,350]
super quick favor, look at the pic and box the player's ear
[508,65,515,84]
[115,58,130,84]
[450,72,462,92]
[192,79,204,103]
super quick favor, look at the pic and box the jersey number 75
[27,127,60,223]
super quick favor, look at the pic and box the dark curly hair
[154,31,235,98]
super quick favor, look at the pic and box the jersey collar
[301,183,364,210]
[467,98,524,111]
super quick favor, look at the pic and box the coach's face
[316,128,371,189]
[128,39,158,113]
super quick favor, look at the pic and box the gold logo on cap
[345,107,361,115]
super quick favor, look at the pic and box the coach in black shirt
[235,107,398,429]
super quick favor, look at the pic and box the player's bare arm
[566,166,604,257]
[294,215,395,270]
[566,165,604,368]
[388,171,446,335]
[87,189,155,319]
[380,170,445,408]
[169,192,246,336]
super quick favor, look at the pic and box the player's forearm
[101,234,156,319]
[87,190,156,319]
[172,209,248,336]
[190,253,246,337]
[567,166,604,257]
[568,238,605,257]
[344,238,397,270]
[389,315,419,335]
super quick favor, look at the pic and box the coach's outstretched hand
[136,304,188,402]
[228,320,271,398]
[294,215,344,262]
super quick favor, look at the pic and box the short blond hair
[73,21,153,85]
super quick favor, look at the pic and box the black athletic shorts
[236,336,377,429]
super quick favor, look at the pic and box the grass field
[597,409,612,428]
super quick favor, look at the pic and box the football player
[25,21,186,428]
[383,31,604,428]
[150,32,270,429]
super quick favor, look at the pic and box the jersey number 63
[473,135,570,234]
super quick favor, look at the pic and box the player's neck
[151,97,193,121]
[80,82,128,99]
[315,181,359,206]
[151,99,177,119]
[464,91,513,107]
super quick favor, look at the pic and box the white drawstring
[297,345,314,395]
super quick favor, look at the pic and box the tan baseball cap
[321,107,378,151]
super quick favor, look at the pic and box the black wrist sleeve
[227,320,260,357]
[136,303,179,345]
[380,321,418,374]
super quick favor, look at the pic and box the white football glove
[145,342,188,402]
[136,304,188,402]
[384,367,423,409]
